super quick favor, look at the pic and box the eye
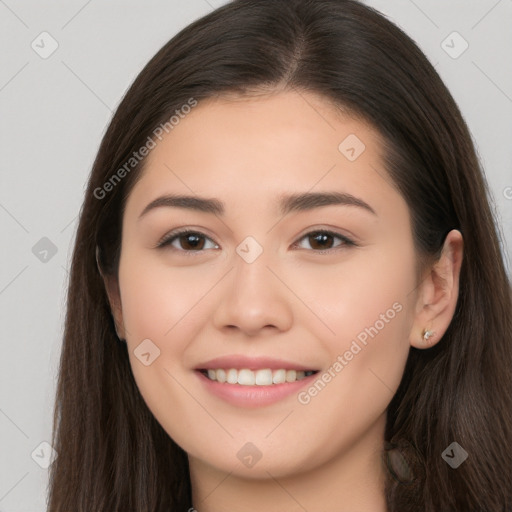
[156,228,356,254]
[157,229,219,253]
[293,230,356,252]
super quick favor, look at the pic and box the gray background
[0,1,511,510]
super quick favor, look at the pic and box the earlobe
[96,246,126,341]
[409,229,464,349]
[104,275,126,341]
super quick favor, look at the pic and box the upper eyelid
[156,228,219,248]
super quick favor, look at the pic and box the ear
[102,274,126,340]
[96,247,126,340]
[409,229,464,349]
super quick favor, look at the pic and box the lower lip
[195,370,317,408]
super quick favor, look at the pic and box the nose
[212,249,294,337]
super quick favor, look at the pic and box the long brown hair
[47,1,512,510]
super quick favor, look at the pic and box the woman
[47,0,512,510]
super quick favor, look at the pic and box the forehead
[125,89,407,224]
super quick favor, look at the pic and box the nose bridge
[211,237,294,335]
[233,240,272,295]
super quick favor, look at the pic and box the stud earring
[422,329,435,342]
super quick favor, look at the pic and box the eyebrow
[138,191,377,220]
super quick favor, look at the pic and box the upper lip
[195,355,318,371]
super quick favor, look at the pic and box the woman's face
[113,90,420,479]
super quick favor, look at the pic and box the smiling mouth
[198,368,319,386]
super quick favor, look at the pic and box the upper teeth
[205,368,315,386]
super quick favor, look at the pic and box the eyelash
[156,228,357,255]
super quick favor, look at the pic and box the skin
[104,89,463,512]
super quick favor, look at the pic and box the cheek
[313,252,413,379]
[294,245,416,406]
[118,251,214,342]
[117,254,216,437]
[290,244,416,344]
[117,254,213,398]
